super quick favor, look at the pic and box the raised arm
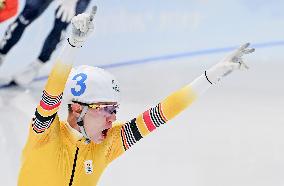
[107,43,255,162]
[28,8,96,143]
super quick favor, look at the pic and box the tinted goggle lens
[103,106,117,114]
[88,104,119,114]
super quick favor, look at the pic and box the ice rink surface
[0,56,283,186]
[0,1,284,185]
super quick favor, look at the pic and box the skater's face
[83,102,118,144]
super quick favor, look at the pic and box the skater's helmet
[64,65,120,105]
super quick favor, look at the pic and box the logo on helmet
[112,80,120,92]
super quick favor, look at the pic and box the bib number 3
[71,73,87,96]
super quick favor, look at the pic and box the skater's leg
[37,0,91,63]
[0,0,53,56]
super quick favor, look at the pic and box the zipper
[69,147,79,186]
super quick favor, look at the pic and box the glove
[68,6,97,48]
[205,43,255,84]
[55,0,77,22]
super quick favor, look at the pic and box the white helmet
[64,65,120,105]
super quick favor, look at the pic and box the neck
[67,113,80,132]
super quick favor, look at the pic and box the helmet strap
[76,105,91,144]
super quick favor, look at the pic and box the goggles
[87,104,119,115]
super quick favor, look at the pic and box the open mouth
[102,129,109,138]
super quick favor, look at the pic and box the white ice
[0,56,284,186]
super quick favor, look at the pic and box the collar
[66,122,84,141]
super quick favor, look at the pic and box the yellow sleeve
[106,83,200,162]
[28,61,72,144]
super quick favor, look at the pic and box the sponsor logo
[84,160,93,174]
[112,80,120,92]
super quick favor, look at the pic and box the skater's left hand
[56,0,77,22]
[206,43,255,84]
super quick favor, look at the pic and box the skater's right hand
[68,6,97,48]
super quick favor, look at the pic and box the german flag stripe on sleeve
[150,104,167,127]
[121,128,129,150]
[158,104,168,122]
[32,110,57,133]
[142,103,167,132]
[143,110,156,132]
[136,115,150,136]
[33,90,63,134]
[40,91,63,111]
[121,104,168,150]
[119,83,199,151]
[129,119,143,141]
[124,123,136,146]
[121,119,143,151]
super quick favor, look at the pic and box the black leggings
[0,0,91,62]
